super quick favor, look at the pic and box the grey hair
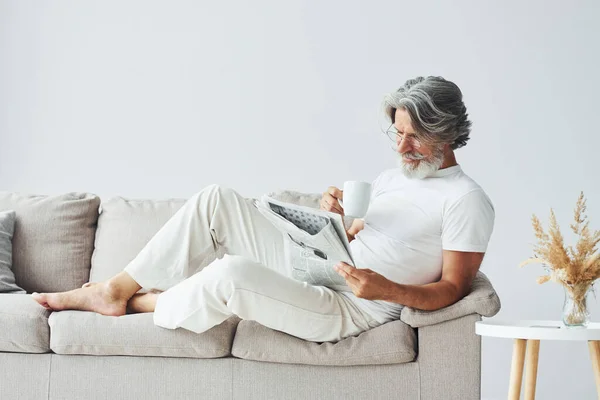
[383,76,472,150]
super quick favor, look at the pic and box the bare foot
[31,281,128,316]
[126,293,158,314]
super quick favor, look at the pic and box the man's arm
[320,186,366,243]
[333,250,485,310]
[345,218,364,242]
[380,250,485,311]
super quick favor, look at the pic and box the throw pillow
[0,210,25,293]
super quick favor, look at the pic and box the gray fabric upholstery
[401,270,500,327]
[47,355,234,400]
[417,313,482,400]
[90,197,187,283]
[0,353,419,400]
[1,331,470,400]
[90,197,192,292]
[0,191,100,293]
[232,319,416,366]
[48,310,241,358]
[0,210,24,293]
[0,353,52,400]
[232,358,420,400]
[5,354,421,400]
[266,190,322,208]
[0,294,51,353]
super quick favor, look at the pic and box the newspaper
[253,194,355,291]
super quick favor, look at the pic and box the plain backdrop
[1,1,600,398]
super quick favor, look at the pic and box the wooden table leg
[588,340,600,400]
[524,340,540,400]
[509,338,527,400]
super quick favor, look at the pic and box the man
[31,76,494,343]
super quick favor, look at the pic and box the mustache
[401,152,426,160]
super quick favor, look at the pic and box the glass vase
[562,284,591,327]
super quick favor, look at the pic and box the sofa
[0,188,501,400]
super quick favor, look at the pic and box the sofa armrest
[417,313,482,400]
[400,271,501,328]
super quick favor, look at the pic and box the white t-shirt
[339,164,495,324]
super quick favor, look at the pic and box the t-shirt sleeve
[441,189,495,253]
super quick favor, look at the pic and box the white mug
[339,181,372,218]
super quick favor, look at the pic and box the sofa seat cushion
[0,294,51,353]
[231,319,417,366]
[48,311,241,358]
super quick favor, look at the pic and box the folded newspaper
[253,194,355,291]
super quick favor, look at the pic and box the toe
[31,293,50,308]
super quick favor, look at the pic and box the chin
[396,156,442,179]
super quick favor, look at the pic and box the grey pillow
[0,191,100,293]
[0,210,25,293]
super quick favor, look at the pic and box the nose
[397,137,412,154]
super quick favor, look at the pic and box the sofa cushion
[231,319,416,366]
[0,210,25,293]
[401,270,501,328]
[90,197,191,290]
[48,310,241,358]
[0,192,100,293]
[0,294,51,353]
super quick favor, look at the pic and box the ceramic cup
[339,181,372,218]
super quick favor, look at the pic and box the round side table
[476,319,600,400]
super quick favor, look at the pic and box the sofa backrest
[89,197,187,288]
[0,191,100,293]
[89,191,326,289]
[0,188,339,294]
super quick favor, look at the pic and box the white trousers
[123,184,379,342]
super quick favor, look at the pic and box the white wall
[2,1,600,398]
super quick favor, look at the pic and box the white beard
[396,150,445,179]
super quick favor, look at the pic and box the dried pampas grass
[520,192,600,324]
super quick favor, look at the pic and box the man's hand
[338,250,484,311]
[333,262,396,300]
[320,186,344,216]
[321,186,366,243]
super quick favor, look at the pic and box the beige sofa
[0,189,501,400]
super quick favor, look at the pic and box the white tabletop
[476,319,600,341]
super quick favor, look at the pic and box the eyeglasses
[382,123,422,149]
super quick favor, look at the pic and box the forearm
[345,228,361,242]
[380,280,461,311]
[346,231,354,242]
[345,218,364,243]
